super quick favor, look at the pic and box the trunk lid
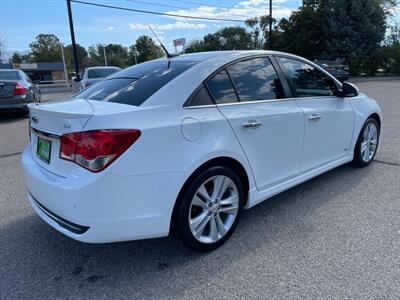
[29,98,139,177]
[0,81,16,99]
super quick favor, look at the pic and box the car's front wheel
[352,117,380,167]
[177,166,244,252]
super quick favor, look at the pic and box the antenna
[149,26,178,59]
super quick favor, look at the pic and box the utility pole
[103,45,107,66]
[60,43,68,87]
[268,0,273,50]
[66,0,80,80]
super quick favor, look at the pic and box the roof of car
[168,50,282,62]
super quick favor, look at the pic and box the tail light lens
[60,129,141,172]
[14,82,27,96]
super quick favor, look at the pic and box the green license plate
[37,137,51,164]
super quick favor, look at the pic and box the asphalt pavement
[0,80,399,299]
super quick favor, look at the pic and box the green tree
[64,44,89,71]
[129,35,163,64]
[29,34,62,62]
[186,26,253,53]
[88,44,129,67]
[11,52,22,63]
[245,15,276,49]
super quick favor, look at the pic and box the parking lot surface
[1,80,399,299]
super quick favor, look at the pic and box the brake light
[60,129,141,172]
[14,82,27,96]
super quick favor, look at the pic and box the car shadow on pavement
[0,111,28,124]
[0,163,376,298]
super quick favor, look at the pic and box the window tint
[227,57,284,101]
[74,60,197,106]
[206,70,238,104]
[0,71,20,80]
[88,68,120,79]
[278,57,336,97]
[185,85,214,107]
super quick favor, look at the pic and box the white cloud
[105,26,114,32]
[129,21,209,31]
[164,1,293,22]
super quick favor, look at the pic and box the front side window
[227,57,285,101]
[278,57,337,97]
[206,69,238,104]
[74,60,197,106]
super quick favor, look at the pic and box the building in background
[0,62,66,84]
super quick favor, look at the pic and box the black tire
[352,117,380,167]
[177,166,244,252]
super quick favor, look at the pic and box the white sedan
[22,51,381,251]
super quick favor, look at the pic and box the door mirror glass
[338,82,359,97]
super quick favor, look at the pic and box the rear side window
[206,70,238,104]
[278,57,336,97]
[0,71,20,80]
[75,60,197,106]
[88,68,120,78]
[185,85,214,107]
[227,57,285,101]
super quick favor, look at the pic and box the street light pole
[60,43,68,87]
[66,0,80,80]
[103,45,107,66]
[269,0,273,50]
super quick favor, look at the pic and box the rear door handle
[308,113,321,121]
[243,121,262,128]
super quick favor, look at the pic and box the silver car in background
[0,69,41,112]
[78,66,121,90]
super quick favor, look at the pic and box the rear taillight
[60,129,141,172]
[14,82,27,96]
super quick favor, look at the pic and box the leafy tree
[320,0,387,60]
[29,34,62,62]
[11,52,22,63]
[88,44,129,67]
[129,35,163,64]
[245,15,276,49]
[64,44,89,71]
[186,26,253,53]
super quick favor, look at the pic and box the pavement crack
[374,159,400,167]
[0,152,22,159]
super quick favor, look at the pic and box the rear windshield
[88,68,120,78]
[75,60,197,106]
[0,71,20,80]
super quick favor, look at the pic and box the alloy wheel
[188,175,239,244]
[360,122,378,163]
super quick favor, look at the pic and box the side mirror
[73,77,81,82]
[337,82,359,97]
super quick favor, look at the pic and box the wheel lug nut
[208,203,212,207]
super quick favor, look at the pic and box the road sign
[173,38,186,47]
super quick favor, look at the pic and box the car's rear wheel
[352,118,380,167]
[177,166,244,252]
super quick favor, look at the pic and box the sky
[0,0,302,57]
[0,0,399,59]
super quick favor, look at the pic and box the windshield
[0,71,20,80]
[87,68,120,79]
[75,60,197,106]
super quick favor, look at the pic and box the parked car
[314,60,350,82]
[23,51,381,251]
[78,66,121,91]
[0,69,41,112]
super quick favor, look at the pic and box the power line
[70,0,246,22]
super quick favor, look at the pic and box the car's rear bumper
[0,96,33,110]
[21,145,184,243]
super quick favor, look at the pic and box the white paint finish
[21,50,382,243]
[181,117,202,141]
[218,100,304,190]
[295,97,354,171]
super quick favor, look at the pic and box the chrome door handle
[308,113,321,121]
[243,121,262,128]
